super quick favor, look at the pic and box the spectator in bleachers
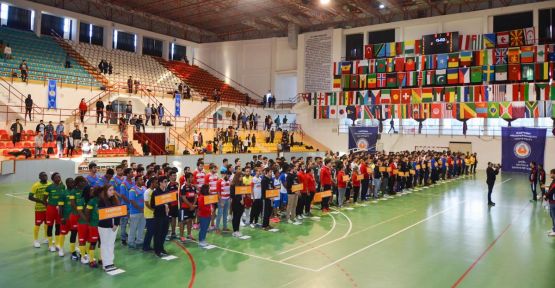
[25,94,33,121]
[150,105,157,126]
[34,132,44,159]
[66,133,75,157]
[45,121,54,142]
[134,79,140,94]
[125,101,133,123]
[185,84,191,99]
[130,115,137,126]
[241,113,248,130]
[199,132,204,147]
[35,120,45,134]
[242,136,249,153]
[127,76,133,93]
[142,140,150,156]
[251,134,256,148]
[10,119,23,145]
[114,136,121,148]
[145,104,152,126]
[56,132,65,158]
[270,128,275,143]
[192,131,199,148]
[81,138,90,155]
[118,117,126,134]
[96,100,105,124]
[4,44,12,60]
[275,115,281,129]
[108,62,113,75]
[56,121,65,136]
[78,99,87,123]
[249,113,254,130]
[105,101,113,124]
[254,114,259,130]
[108,136,115,148]
[19,60,29,82]
[65,53,71,68]
[236,112,241,129]
[136,115,145,133]
[157,104,164,125]
[72,124,82,148]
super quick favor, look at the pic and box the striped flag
[525,101,540,118]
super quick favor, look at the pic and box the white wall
[275,73,297,102]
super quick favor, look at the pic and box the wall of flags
[307,27,555,121]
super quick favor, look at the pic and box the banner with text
[47,79,57,109]
[175,93,181,117]
[501,127,546,173]
[348,126,379,152]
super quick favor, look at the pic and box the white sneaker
[234,231,242,238]
[58,247,65,257]
[296,215,302,220]
[33,240,41,248]
[240,222,246,227]
[249,223,255,228]
[42,239,50,244]
[548,232,555,237]
[198,241,208,248]
[49,246,56,252]
[81,254,90,264]
[294,221,302,225]
[287,219,294,224]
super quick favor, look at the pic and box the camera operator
[486,162,501,206]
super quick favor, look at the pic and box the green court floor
[1,172,554,288]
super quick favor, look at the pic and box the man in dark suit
[486,162,500,206]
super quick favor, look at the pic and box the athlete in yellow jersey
[28,172,50,248]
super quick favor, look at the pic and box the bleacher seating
[160,60,254,105]
[69,41,182,93]
[0,27,100,87]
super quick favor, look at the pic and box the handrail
[0,77,43,115]
[133,132,166,155]
[191,57,264,100]
[0,63,99,90]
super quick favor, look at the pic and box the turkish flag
[364,45,374,59]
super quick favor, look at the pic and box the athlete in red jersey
[204,164,220,228]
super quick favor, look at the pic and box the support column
[33,11,41,37]
[104,26,113,50]
[162,40,170,60]
[71,19,79,42]
[135,34,143,55]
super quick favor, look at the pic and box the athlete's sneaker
[287,219,294,224]
[33,240,41,248]
[249,223,255,228]
[89,261,98,268]
[104,264,118,272]
[180,236,187,242]
[42,239,49,244]
[81,254,90,264]
[296,215,303,220]
[187,235,196,241]
[49,246,56,252]
[58,247,65,257]
[198,241,208,248]
[548,231,555,237]
[71,251,80,261]
[232,231,242,238]
[293,221,302,225]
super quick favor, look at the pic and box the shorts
[280,193,288,206]
[169,205,179,218]
[35,211,46,225]
[61,214,80,234]
[179,208,196,221]
[45,205,61,226]
[78,224,99,244]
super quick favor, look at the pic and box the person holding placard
[230,168,245,237]
[142,177,157,252]
[372,160,382,199]
[284,164,301,224]
[167,170,180,240]
[320,158,333,213]
[250,165,263,227]
[295,166,307,220]
[66,176,87,260]
[151,176,170,257]
[303,168,316,216]
[261,168,275,230]
[336,162,348,208]
[127,176,146,249]
[28,172,50,249]
[97,185,121,272]
[197,184,212,248]
[216,171,231,232]
[204,164,220,231]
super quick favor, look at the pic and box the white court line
[346,210,418,238]
[274,212,337,256]
[314,201,466,272]
[277,277,305,288]
[278,208,353,262]
[5,193,29,201]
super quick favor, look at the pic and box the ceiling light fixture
[320,0,331,5]
[379,3,385,9]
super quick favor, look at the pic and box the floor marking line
[174,241,196,288]
[277,277,304,288]
[274,212,337,256]
[315,201,465,272]
[5,194,29,201]
[347,209,418,238]
[278,208,353,262]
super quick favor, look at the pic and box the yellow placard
[393,169,398,175]
[266,189,280,198]
[379,167,386,172]
[204,194,219,205]
[356,174,364,180]
[342,175,350,182]
[312,192,323,203]
[423,164,427,169]
[387,167,392,172]
[99,205,128,220]
[292,184,304,192]
[321,190,332,198]
[410,170,416,175]
[235,186,252,195]
[416,165,421,170]
[155,191,178,206]
[203,164,210,171]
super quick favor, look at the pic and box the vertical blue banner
[175,93,181,117]
[47,79,57,109]
[348,126,379,152]
[501,127,546,173]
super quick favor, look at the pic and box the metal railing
[0,64,100,91]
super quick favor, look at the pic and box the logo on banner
[47,79,57,109]
[356,138,369,149]
[513,141,531,159]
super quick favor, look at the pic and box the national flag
[386,73,398,88]
[448,53,459,68]
[385,42,396,57]
[367,73,377,88]
[346,105,358,121]
[425,55,437,70]
[411,88,422,104]
[333,75,341,88]
[413,103,431,120]
[431,103,443,118]
[484,85,494,102]
[350,74,359,89]
[386,104,396,119]
[376,59,387,73]
[370,89,382,104]
[471,66,483,83]
[424,70,435,86]
[331,105,342,119]
[368,59,376,73]
[417,71,425,87]
[406,71,418,87]
[509,29,524,47]
[459,51,473,67]
[499,102,513,119]
[445,87,457,103]
[495,64,508,81]
[536,45,546,63]
[435,69,446,85]
[315,92,325,106]
[341,74,351,89]
[512,101,526,118]
[519,82,534,101]
[495,48,508,64]
[473,50,485,66]
[523,27,535,45]
[361,105,374,119]
[398,104,410,119]
[377,73,387,88]
[497,31,510,48]
[375,105,387,120]
[459,34,473,51]
[538,100,553,117]
[422,88,433,103]
[534,83,550,101]
[400,89,412,104]
[447,68,459,84]
[521,63,535,81]
[475,102,488,118]
[459,67,470,84]
[490,84,504,102]
[340,61,353,74]
[391,89,401,104]
[404,40,416,55]
[397,72,407,87]
[381,89,391,104]
[483,33,496,49]
[374,43,385,58]
[525,101,539,118]
[359,74,368,89]
[356,90,369,104]
[394,57,405,72]
[471,35,483,51]
[396,42,405,55]
[433,87,445,102]
[482,65,495,82]
[456,86,470,102]
[437,54,449,69]
[333,62,341,75]
[415,39,422,55]
[405,57,415,71]
[411,104,421,120]
[443,103,455,119]
[386,57,395,72]
[507,47,520,64]
[474,85,487,102]
[483,49,494,65]
[355,60,370,74]
[520,46,536,63]
[314,105,329,119]
[364,45,374,59]
[487,102,499,118]
[456,103,477,119]
[508,64,521,81]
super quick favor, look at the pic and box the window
[114,30,135,52]
[368,29,395,45]
[539,8,555,44]
[171,43,187,61]
[143,37,163,57]
[41,13,65,36]
[6,5,31,30]
[493,11,533,32]
[345,33,363,61]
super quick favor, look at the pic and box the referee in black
[486,162,501,206]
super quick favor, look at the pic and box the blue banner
[175,93,181,117]
[47,79,56,109]
[501,127,546,173]
[348,126,379,152]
